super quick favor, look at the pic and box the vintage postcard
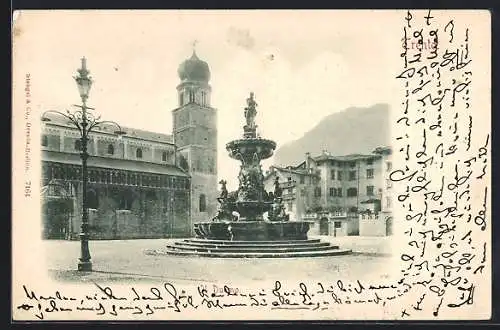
[12,10,491,321]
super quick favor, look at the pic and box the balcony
[302,211,350,220]
[359,213,380,220]
[302,213,319,220]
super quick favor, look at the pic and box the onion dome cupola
[177,50,211,83]
[176,50,212,108]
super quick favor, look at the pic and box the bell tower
[172,49,218,232]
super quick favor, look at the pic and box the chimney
[305,152,311,169]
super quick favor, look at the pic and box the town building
[263,146,393,237]
[41,51,218,240]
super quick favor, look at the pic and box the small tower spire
[191,40,199,58]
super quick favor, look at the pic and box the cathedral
[40,51,218,240]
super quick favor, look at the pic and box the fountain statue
[165,93,351,256]
[244,92,258,128]
[191,93,310,240]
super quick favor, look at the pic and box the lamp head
[74,57,93,101]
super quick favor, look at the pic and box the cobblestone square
[44,236,396,285]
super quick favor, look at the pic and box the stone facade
[41,139,191,239]
[263,147,393,236]
[359,213,393,237]
[41,51,217,239]
[263,168,320,220]
[304,212,359,237]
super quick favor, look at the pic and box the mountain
[273,103,390,166]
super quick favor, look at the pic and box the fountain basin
[193,221,311,241]
[226,138,276,160]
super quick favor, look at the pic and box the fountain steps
[170,245,339,253]
[163,248,352,258]
[173,243,333,250]
[175,239,330,249]
[180,238,322,245]
[163,238,351,258]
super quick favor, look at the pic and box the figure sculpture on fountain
[237,155,266,203]
[244,92,258,139]
[268,176,289,222]
[245,92,258,128]
[212,179,233,222]
[219,179,228,200]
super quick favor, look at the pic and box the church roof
[42,112,174,145]
[177,51,211,83]
[42,151,189,177]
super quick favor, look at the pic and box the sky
[13,10,404,190]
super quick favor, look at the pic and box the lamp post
[42,57,126,271]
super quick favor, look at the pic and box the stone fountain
[164,93,351,257]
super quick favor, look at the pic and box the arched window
[74,139,81,151]
[119,189,135,210]
[179,92,184,106]
[145,190,157,201]
[199,194,207,212]
[107,144,114,155]
[87,189,99,209]
[179,155,189,171]
[136,148,143,159]
[201,91,206,106]
[162,151,167,162]
[208,157,214,173]
[41,135,48,147]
